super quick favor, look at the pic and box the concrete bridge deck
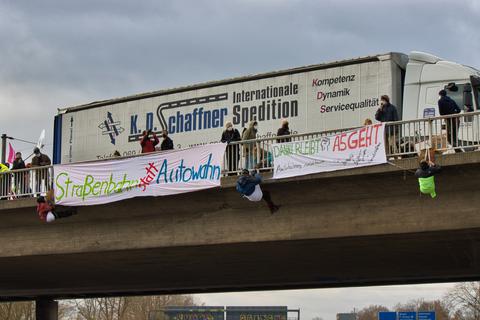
[0,152,480,300]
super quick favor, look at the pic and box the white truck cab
[403,51,480,121]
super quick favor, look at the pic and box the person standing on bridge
[236,169,280,214]
[31,147,51,195]
[276,119,291,143]
[438,89,461,149]
[0,162,11,199]
[415,160,441,198]
[221,121,241,173]
[140,130,159,153]
[375,95,400,157]
[12,152,26,195]
[160,130,174,151]
[242,121,258,169]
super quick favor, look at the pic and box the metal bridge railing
[385,111,480,158]
[2,111,480,200]
[0,166,53,200]
[223,111,480,175]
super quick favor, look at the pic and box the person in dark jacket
[221,121,241,173]
[375,95,400,156]
[11,152,26,195]
[31,148,51,167]
[31,147,51,194]
[236,169,280,214]
[415,160,441,198]
[375,95,399,122]
[140,130,159,153]
[438,90,461,148]
[12,152,25,170]
[160,130,174,151]
[276,119,291,143]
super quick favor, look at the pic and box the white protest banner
[54,143,226,206]
[272,123,386,179]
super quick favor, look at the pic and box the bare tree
[357,305,390,320]
[394,299,450,320]
[74,297,131,320]
[0,302,35,320]
[128,295,196,320]
[444,282,480,320]
[73,295,196,320]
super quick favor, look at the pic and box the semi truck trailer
[53,51,480,164]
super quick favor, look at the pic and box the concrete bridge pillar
[35,299,58,320]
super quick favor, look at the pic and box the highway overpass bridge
[1,151,480,308]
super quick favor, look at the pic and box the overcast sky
[0,0,478,316]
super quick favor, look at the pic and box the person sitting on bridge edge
[140,130,159,153]
[236,169,280,214]
[160,130,174,151]
[415,160,441,198]
[36,192,76,223]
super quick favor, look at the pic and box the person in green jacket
[0,163,11,198]
[0,163,8,173]
[415,160,441,198]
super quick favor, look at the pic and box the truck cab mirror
[464,84,473,108]
[447,82,458,92]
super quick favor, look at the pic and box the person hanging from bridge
[36,190,76,223]
[140,129,159,153]
[415,159,441,198]
[236,169,280,214]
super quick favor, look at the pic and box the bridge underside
[1,155,480,300]
[1,227,479,301]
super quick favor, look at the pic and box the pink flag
[7,143,15,164]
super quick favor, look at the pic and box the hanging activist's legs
[419,183,437,198]
[262,189,280,214]
[46,209,77,223]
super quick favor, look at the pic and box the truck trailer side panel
[55,53,406,163]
